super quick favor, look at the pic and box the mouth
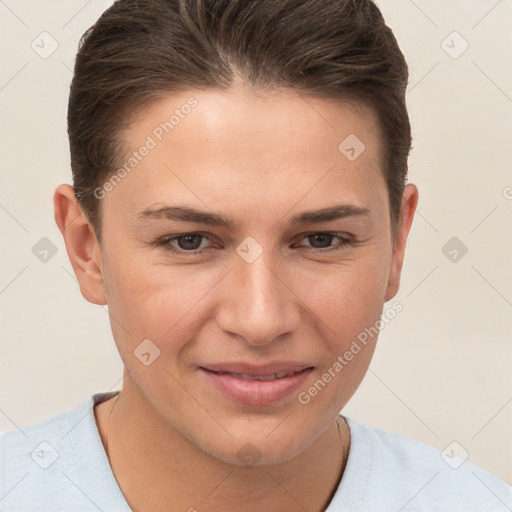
[199,364,314,406]
[202,368,308,380]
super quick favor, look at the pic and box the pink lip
[201,361,312,376]
[200,364,314,406]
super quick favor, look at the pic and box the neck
[95,381,350,512]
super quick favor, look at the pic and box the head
[55,0,418,465]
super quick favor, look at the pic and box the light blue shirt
[1,391,511,511]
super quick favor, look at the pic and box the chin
[200,429,309,468]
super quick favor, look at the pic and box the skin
[54,84,418,511]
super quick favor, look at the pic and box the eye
[297,232,354,251]
[156,233,214,254]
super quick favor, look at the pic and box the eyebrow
[135,203,371,229]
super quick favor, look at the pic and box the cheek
[102,251,224,348]
[288,254,389,409]
[291,253,390,342]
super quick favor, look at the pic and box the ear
[385,184,419,302]
[54,184,107,305]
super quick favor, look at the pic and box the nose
[215,252,301,346]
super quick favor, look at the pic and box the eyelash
[154,232,355,255]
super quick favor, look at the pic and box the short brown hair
[68,0,411,245]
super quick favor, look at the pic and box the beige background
[0,0,511,484]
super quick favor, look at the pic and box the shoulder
[336,417,512,512]
[1,399,84,477]
[0,391,126,511]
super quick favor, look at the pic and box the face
[67,86,416,465]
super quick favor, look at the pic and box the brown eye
[156,233,213,254]
[297,232,354,252]
[173,234,204,251]
[307,233,336,249]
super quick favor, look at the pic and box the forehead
[103,87,386,226]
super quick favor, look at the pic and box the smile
[200,366,314,406]
[208,369,303,381]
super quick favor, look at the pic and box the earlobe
[54,184,107,305]
[384,184,419,302]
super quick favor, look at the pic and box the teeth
[236,371,295,381]
[208,367,310,380]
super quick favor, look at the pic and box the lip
[201,361,313,376]
[200,362,314,406]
